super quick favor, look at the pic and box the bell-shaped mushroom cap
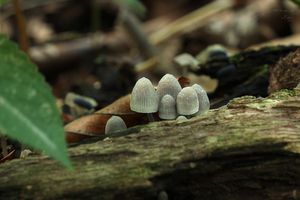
[174,53,199,70]
[176,116,187,121]
[105,116,127,135]
[176,87,199,115]
[192,84,210,115]
[130,77,159,113]
[159,94,176,120]
[157,74,182,100]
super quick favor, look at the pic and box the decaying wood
[1,89,300,200]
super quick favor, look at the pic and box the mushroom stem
[147,113,155,122]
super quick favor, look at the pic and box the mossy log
[1,89,300,200]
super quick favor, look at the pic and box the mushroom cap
[192,84,210,115]
[176,116,188,121]
[130,77,159,113]
[174,53,198,69]
[159,94,177,120]
[157,74,182,100]
[176,87,199,115]
[105,116,127,135]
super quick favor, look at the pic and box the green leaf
[0,35,72,168]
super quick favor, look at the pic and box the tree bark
[1,89,300,200]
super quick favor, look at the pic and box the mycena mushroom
[130,77,159,122]
[158,94,177,120]
[105,116,127,135]
[176,87,199,116]
[192,84,210,115]
[157,74,182,101]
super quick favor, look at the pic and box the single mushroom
[176,87,199,116]
[196,44,228,66]
[130,77,159,122]
[174,53,199,75]
[157,74,182,100]
[176,116,188,121]
[192,84,210,115]
[158,94,177,120]
[105,116,127,135]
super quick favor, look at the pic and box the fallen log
[0,88,300,200]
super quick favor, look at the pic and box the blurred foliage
[117,0,146,17]
[0,0,9,6]
[291,0,300,7]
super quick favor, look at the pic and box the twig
[135,0,234,73]
[149,0,234,45]
[12,0,29,53]
[121,10,157,59]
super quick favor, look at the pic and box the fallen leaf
[178,76,190,88]
[64,95,149,143]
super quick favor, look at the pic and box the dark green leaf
[0,35,71,168]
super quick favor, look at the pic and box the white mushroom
[176,87,199,116]
[130,77,159,122]
[130,77,159,113]
[157,74,182,100]
[192,84,210,115]
[159,95,177,120]
[105,116,127,135]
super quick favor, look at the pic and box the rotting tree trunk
[1,89,300,200]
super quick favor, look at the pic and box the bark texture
[1,89,300,200]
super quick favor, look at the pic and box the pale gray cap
[174,53,199,71]
[130,77,159,113]
[159,94,177,120]
[192,84,210,115]
[176,116,188,121]
[105,116,127,135]
[157,74,182,100]
[176,87,199,115]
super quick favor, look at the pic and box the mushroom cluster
[104,74,210,136]
[130,74,210,120]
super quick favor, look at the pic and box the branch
[0,89,300,199]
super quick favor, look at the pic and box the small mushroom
[192,84,210,115]
[157,74,182,100]
[105,116,127,135]
[159,95,176,120]
[130,77,159,121]
[176,87,199,116]
[196,44,228,66]
[176,116,188,121]
[174,53,199,74]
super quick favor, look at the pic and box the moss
[1,89,300,199]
